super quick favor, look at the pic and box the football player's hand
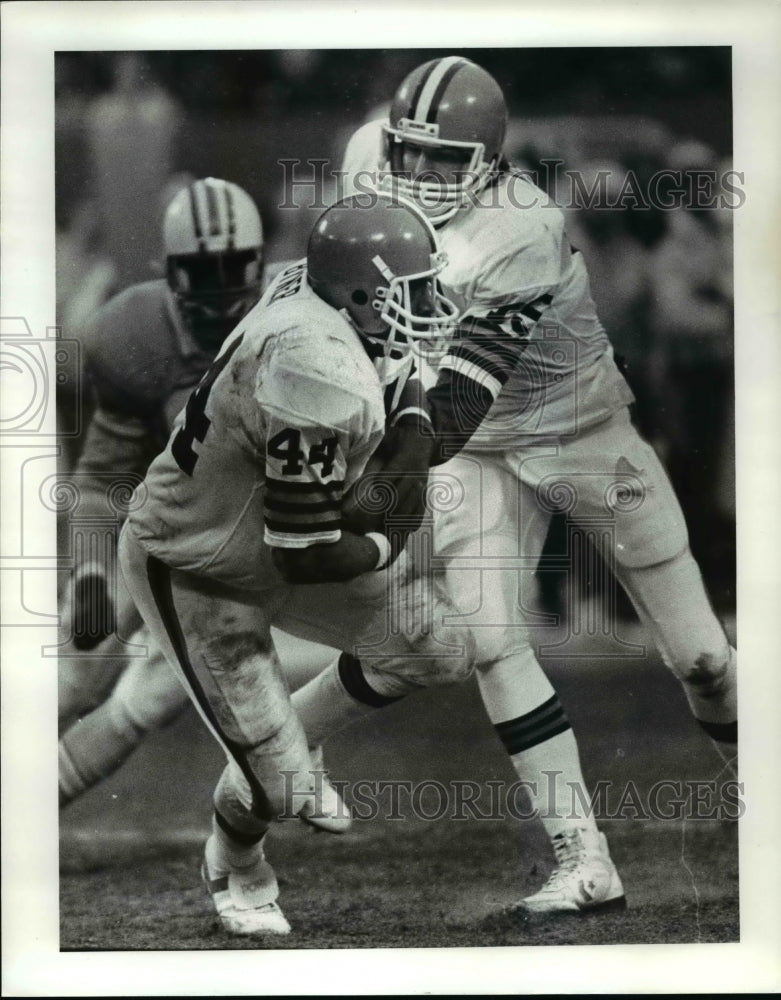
[72,570,116,650]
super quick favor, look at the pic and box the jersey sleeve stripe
[264,527,341,549]
[517,293,554,323]
[264,507,342,528]
[437,355,503,399]
[263,495,342,514]
[462,315,529,343]
[264,516,342,535]
[265,477,345,495]
[446,344,512,386]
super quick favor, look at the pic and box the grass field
[59,622,740,952]
[60,817,738,950]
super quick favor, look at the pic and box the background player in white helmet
[118,195,473,937]
[58,178,266,806]
[291,56,737,919]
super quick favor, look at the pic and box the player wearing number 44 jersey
[119,194,474,936]
[58,178,271,807]
[290,55,738,919]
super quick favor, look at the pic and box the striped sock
[494,693,571,755]
[478,652,600,839]
[496,696,600,839]
[291,653,403,749]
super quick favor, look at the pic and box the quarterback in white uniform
[291,56,737,918]
[119,195,471,937]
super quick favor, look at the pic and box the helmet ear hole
[351,290,369,305]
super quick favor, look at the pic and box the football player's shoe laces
[517,827,626,917]
[202,837,291,936]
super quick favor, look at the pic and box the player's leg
[559,410,737,766]
[616,553,736,765]
[58,634,126,735]
[271,628,336,692]
[284,550,426,744]
[118,525,347,936]
[289,452,625,916]
[58,576,144,733]
[438,452,625,916]
[58,627,191,806]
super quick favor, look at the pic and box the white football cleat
[202,838,291,936]
[297,745,352,834]
[516,827,626,918]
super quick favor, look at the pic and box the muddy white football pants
[118,524,319,824]
[429,409,735,728]
[118,523,475,826]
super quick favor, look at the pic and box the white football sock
[478,649,600,840]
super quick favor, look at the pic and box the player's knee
[470,629,530,670]
[675,644,735,698]
[365,619,478,692]
[415,622,478,685]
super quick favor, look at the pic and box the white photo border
[2,1,780,995]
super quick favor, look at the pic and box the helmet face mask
[167,248,263,350]
[378,57,508,224]
[370,249,457,348]
[163,178,264,350]
[381,123,488,220]
[307,195,458,377]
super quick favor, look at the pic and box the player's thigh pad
[119,526,288,749]
[517,410,689,569]
[424,452,552,666]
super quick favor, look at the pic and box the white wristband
[365,532,392,571]
[389,405,434,429]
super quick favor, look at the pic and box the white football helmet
[164,178,264,349]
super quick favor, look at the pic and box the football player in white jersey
[118,195,473,936]
[58,179,273,807]
[291,56,737,919]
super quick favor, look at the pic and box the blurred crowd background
[55,47,736,609]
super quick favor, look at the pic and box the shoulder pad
[84,280,178,413]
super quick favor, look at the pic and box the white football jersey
[127,262,387,591]
[341,120,634,447]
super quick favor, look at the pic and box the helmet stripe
[425,58,469,124]
[204,180,221,237]
[187,184,205,248]
[223,183,237,249]
[407,62,432,121]
[413,55,467,123]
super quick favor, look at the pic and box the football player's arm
[427,241,558,464]
[271,529,390,586]
[342,370,437,536]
